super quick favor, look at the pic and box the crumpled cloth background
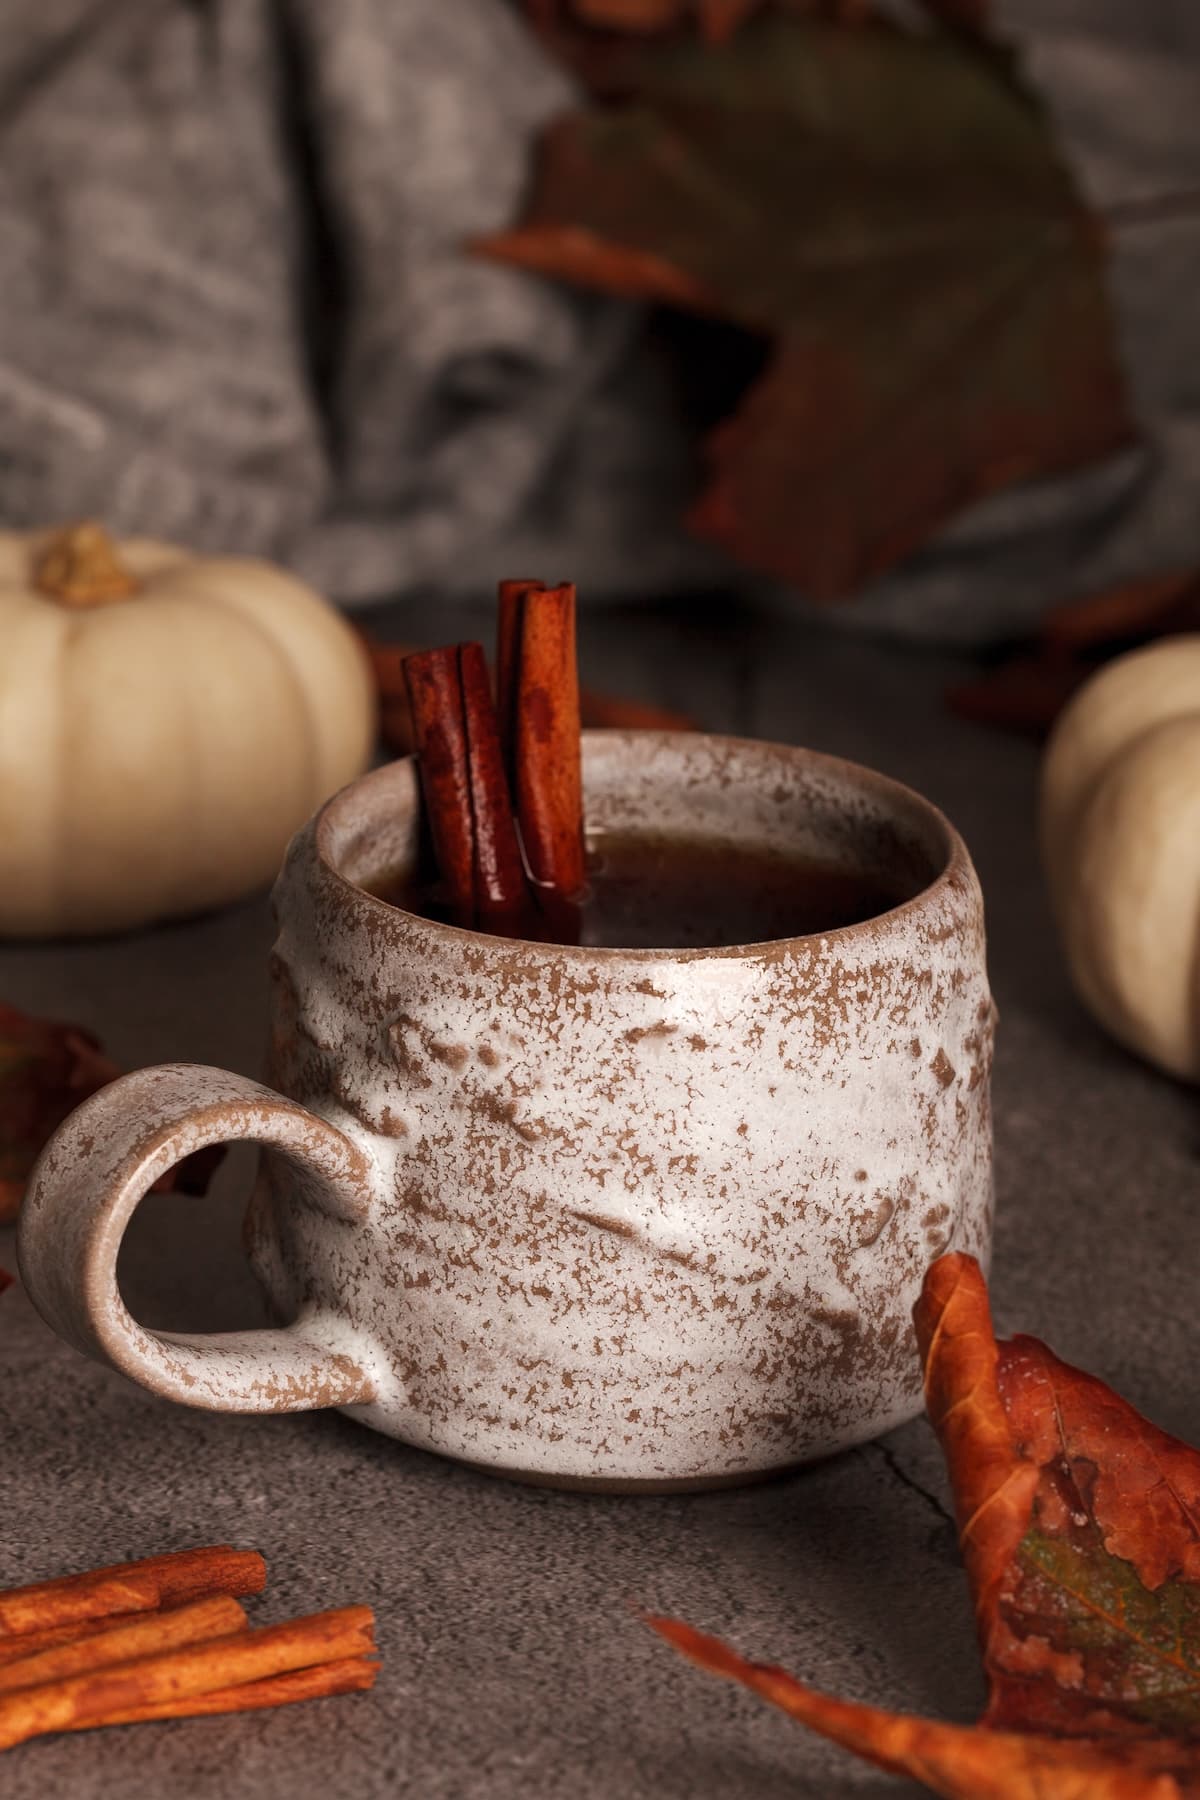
[1,0,1198,643]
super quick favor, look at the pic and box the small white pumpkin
[0,523,377,935]
[1040,635,1200,1082]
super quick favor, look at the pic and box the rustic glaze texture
[20,732,993,1489]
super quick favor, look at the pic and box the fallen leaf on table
[579,686,697,733]
[527,0,986,55]
[1042,571,1200,651]
[651,1252,1200,1797]
[354,631,409,706]
[356,628,697,758]
[354,631,416,757]
[947,649,1087,737]
[0,1269,11,1295]
[948,570,1200,737]
[482,16,1131,601]
[0,1004,224,1225]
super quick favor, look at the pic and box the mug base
[453,1452,811,1495]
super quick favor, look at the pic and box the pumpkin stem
[34,522,139,606]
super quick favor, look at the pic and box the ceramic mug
[19,732,994,1491]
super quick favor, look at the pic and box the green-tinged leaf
[651,1254,1200,1795]
[482,17,1132,599]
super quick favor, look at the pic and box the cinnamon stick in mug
[403,643,529,933]
[496,579,585,939]
[403,646,476,928]
[458,642,529,936]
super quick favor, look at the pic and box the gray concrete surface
[1,599,1196,1798]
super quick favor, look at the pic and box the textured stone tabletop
[1,599,1195,1798]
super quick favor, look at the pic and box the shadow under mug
[19,732,994,1491]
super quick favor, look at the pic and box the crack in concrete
[867,1440,955,1532]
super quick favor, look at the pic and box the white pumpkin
[1040,635,1200,1082]
[0,523,376,935]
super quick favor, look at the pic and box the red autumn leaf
[356,628,698,759]
[0,1003,224,1225]
[0,1269,12,1296]
[650,1252,1200,1796]
[947,570,1200,738]
[1042,571,1200,651]
[947,650,1086,739]
[578,687,697,733]
[556,0,689,29]
[0,1005,120,1225]
[482,16,1132,601]
[527,0,978,56]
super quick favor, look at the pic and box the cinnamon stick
[402,643,528,933]
[402,646,477,926]
[0,1596,247,1695]
[496,580,585,938]
[0,1572,160,1642]
[109,1547,267,1610]
[495,578,543,764]
[458,642,528,935]
[0,1547,266,1640]
[0,1618,124,1669]
[0,1606,376,1752]
[358,625,695,757]
[80,1656,377,1728]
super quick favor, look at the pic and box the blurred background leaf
[484,13,1132,601]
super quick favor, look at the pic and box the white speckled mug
[20,733,994,1490]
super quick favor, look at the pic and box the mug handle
[17,1064,377,1414]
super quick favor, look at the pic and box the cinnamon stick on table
[0,1546,266,1642]
[0,1596,248,1695]
[0,1606,377,1752]
[0,1616,140,1670]
[0,1548,377,1749]
[496,579,586,941]
[83,1657,378,1728]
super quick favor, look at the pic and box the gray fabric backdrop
[1,0,1197,643]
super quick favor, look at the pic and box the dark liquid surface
[365,833,908,949]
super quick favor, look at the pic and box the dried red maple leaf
[651,1253,1200,1797]
[947,650,1087,738]
[577,687,697,733]
[527,0,978,54]
[948,570,1200,737]
[1042,571,1200,651]
[356,628,697,758]
[482,17,1131,601]
[0,1003,223,1225]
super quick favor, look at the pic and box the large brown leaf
[0,1004,223,1225]
[481,17,1132,600]
[650,1253,1200,1796]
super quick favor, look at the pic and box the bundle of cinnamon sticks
[402,579,588,942]
[359,622,696,768]
[0,1545,377,1753]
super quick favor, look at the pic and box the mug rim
[311,729,977,965]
